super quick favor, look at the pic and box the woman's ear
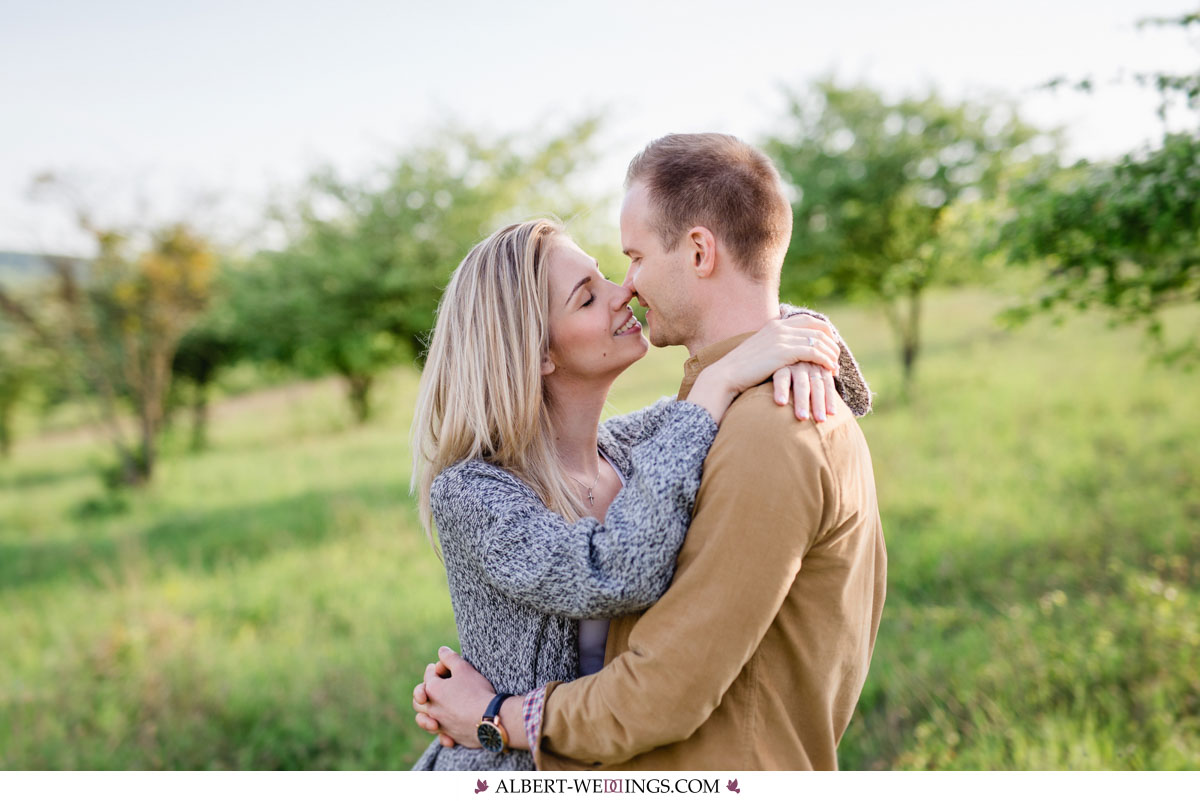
[540,353,556,376]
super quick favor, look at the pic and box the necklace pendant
[587,489,594,506]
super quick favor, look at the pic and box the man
[416,133,886,770]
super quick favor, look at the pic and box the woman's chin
[618,337,650,370]
[630,333,650,356]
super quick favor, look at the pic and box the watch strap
[484,692,512,721]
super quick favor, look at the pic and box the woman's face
[544,235,648,381]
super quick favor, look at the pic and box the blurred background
[1,0,1198,769]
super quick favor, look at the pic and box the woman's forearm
[684,368,736,425]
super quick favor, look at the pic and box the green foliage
[767,82,1034,299]
[1043,12,1199,122]
[1135,12,1200,119]
[1004,133,1200,361]
[0,271,83,456]
[0,322,45,458]
[1005,11,1200,364]
[1,290,1197,768]
[172,269,245,390]
[85,224,216,483]
[235,118,606,421]
[169,264,251,451]
[765,81,1044,390]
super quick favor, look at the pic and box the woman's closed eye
[581,293,594,307]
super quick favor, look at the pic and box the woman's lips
[614,313,641,336]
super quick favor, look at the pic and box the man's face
[619,181,697,349]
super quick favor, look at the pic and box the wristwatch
[476,693,512,753]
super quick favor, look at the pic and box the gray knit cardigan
[412,309,870,771]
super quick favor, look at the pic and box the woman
[410,219,869,770]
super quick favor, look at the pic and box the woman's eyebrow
[565,275,591,307]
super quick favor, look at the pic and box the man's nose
[621,264,637,295]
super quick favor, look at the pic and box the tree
[170,280,244,452]
[1003,12,1200,364]
[0,322,39,458]
[0,221,215,484]
[241,118,605,422]
[766,81,1043,394]
[0,313,74,459]
[0,262,81,459]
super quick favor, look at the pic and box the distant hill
[0,251,89,287]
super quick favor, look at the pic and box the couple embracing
[409,133,886,771]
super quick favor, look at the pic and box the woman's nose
[609,282,634,309]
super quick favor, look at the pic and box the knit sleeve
[598,396,677,452]
[431,401,718,619]
[780,303,873,416]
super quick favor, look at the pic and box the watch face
[477,721,506,753]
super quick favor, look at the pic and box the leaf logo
[726,779,741,794]
[475,779,489,793]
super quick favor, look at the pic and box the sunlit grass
[1,289,1197,768]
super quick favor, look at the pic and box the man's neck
[684,287,781,356]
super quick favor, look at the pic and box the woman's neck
[545,374,612,478]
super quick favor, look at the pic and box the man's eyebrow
[565,275,591,306]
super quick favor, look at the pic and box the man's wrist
[500,695,530,750]
[476,692,513,753]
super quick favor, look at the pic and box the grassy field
[1,289,1197,769]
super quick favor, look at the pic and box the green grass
[1,288,1197,769]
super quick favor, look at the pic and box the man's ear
[688,226,717,279]
[540,353,556,376]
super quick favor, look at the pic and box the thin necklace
[567,459,602,506]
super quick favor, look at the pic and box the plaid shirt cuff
[522,685,548,765]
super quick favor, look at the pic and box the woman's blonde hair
[410,218,589,552]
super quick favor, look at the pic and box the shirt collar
[677,332,756,401]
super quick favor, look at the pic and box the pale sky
[2,0,1197,254]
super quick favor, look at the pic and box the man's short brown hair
[625,133,793,283]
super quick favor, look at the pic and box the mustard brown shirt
[536,332,887,770]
